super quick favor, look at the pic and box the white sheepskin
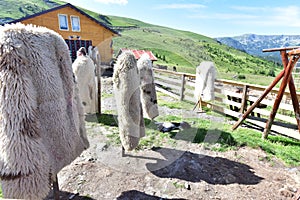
[137,54,159,120]
[72,54,97,114]
[0,23,89,199]
[194,61,217,102]
[113,51,145,151]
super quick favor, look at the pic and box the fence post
[239,85,249,113]
[180,74,186,101]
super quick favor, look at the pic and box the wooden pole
[97,65,101,114]
[263,54,300,139]
[232,69,285,130]
[180,74,186,101]
[239,85,249,113]
[53,175,60,200]
[280,51,300,133]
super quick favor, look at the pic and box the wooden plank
[155,73,182,85]
[155,80,182,91]
[204,102,300,140]
[153,68,195,78]
[246,117,300,140]
[184,88,194,96]
[248,95,294,111]
[156,86,180,100]
[186,80,195,88]
[184,95,196,103]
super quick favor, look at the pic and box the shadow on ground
[85,113,118,127]
[145,147,263,185]
[116,190,186,200]
[45,190,95,200]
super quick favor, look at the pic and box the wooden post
[53,175,60,200]
[180,74,186,101]
[263,54,299,139]
[232,70,285,130]
[281,50,300,132]
[239,85,249,113]
[97,65,101,114]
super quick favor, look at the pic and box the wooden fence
[153,68,300,140]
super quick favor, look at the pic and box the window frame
[70,15,81,32]
[58,14,69,31]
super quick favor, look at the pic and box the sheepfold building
[8,3,119,64]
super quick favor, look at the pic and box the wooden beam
[263,54,300,139]
[281,50,300,134]
[262,46,300,52]
[239,85,249,113]
[232,70,285,130]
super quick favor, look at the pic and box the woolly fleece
[0,23,89,199]
[137,54,159,120]
[194,61,217,102]
[72,54,97,114]
[113,51,145,151]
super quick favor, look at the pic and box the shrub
[237,74,246,79]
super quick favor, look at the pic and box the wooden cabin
[9,3,119,64]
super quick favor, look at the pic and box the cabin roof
[119,48,158,61]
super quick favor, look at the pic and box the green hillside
[0,0,282,85]
[109,17,281,84]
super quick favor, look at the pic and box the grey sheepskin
[137,54,159,120]
[0,23,89,199]
[72,53,97,114]
[113,51,145,151]
[194,61,217,101]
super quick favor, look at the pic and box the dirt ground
[47,77,300,200]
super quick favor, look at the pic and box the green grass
[96,91,300,167]
[0,0,52,21]
[0,186,2,198]
[155,93,300,166]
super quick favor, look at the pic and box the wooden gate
[65,39,92,62]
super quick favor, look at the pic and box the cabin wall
[20,6,115,63]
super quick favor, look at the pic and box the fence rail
[153,68,300,140]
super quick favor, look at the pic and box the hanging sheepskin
[194,61,217,102]
[137,54,159,120]
[113,51,145,151]
[72,47,97,114]
[0,23,89,199]
[88,46,101,113]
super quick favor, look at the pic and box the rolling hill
[0,0,282,85]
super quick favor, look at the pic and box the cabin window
[71,16,80,32]
[58,14,68,30]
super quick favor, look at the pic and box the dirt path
[47,77,300,200]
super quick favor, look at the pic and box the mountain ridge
[216,34,300,63]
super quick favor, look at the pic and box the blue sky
[64,0,300,37]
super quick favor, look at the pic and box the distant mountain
[216,34,300,63]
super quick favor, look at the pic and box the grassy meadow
[95,91,300,167]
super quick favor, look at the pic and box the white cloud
[189,13,257,20]
[156,4,206,10]
[230,6,268,12]
[191,5,300,28]
[93,0,128,5]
